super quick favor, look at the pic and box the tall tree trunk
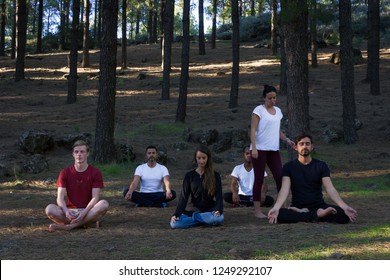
[0,0,6,56]
[250,0,255,16]
[279,0,287,96]
[161,0,174,100]
[175,0,190,123]
[11,0,16,59]
[367,0,380,95]
[147,0,153,44]
[310,0,318,67]
[282,0,310,139]
[94,0,98,39]
[121,0,127,69]
[271,0,278,55]
[67,0,80,104]
[229,0,239,109]
[60,0,70,50]
[211,0,217,49]
[82,0,90,67]
[94,0,118,163]
[339,0,358,144]
[15,0,27,81]
[97,0,102,48]
[198,0,205,55]
[36,0,43,53]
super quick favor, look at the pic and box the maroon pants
[251,150,282,202]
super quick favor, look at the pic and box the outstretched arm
[268,176,291,224]
[229,176,240,204]
[322,177,357,222]
[250,114,260,158]
[125,175,140,201]
[163,175,173,199]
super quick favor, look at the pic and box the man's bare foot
[288,207,309,213]
[317,207,337,218]
[254,210,267,219]
[48,223,70,232]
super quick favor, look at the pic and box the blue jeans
[170,212,224,229]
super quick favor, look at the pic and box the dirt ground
[0,41,389,260]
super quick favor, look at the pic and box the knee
[45,204,57,217]
[97,200,109,213]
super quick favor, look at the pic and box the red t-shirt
[56,165,104,208]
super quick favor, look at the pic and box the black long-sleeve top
[173,169,224,218]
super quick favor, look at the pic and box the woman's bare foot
[254,210,268,219]
[317,207,337,218]
[288,207,309,213]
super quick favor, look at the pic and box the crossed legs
[45,200,109,232]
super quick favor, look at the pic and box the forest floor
[0,41,389,260]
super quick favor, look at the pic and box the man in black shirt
[268,133,357,224]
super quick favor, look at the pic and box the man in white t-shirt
[224,145,274,207]
[124,145,176,207]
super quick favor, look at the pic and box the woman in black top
[170,145,224,229]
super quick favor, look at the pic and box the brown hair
[72,140,89,152]
[194,145,216,196]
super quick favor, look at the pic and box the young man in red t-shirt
[45,140,109,232]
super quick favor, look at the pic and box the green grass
[333,175,390,198]
[122,121,187,138]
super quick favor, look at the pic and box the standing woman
[250,85,295,218]
[170,145,224,229]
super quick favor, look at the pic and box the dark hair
[194,145,216,196]
[263,84,277,98]
[72,140,89,152]
[295,133,313,144]
[145,145,158,153]
[242,144,250,153]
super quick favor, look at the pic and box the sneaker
[135,204,140,207]
[161,202,167,208]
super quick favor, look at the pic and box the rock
[18,129,54,154]
[115,143,136,163]
[23,154,48,174]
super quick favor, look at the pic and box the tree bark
[339,0,358,144]
[11,0,16,59]
[229,0,239,109]
[367,0,380,95]
[67,0,80,103]
[94,0,118,163]
[161,0,174,100]
[282,0,310,139]
[121,0,127,70]
[35,0,43,53]
[211,0,217,49]
[82,0,90,67]
[15,0,27,81]
[0,0,7,56]
[175,0,190,123]
[198,0,205,55]
[279,0,287,96]
[271,0,278,55]
[310,0,318,68]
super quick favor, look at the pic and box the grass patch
[94,162,137,179]
[123,121,187,138]
[332,175,390,198]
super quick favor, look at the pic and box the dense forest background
[0,0,388,162]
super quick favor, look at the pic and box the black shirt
[282,158,330,208]
[173,169,223,218]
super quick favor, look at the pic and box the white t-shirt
[134,163,169,193]
[250,104,283,151]
[231,164,267,196]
